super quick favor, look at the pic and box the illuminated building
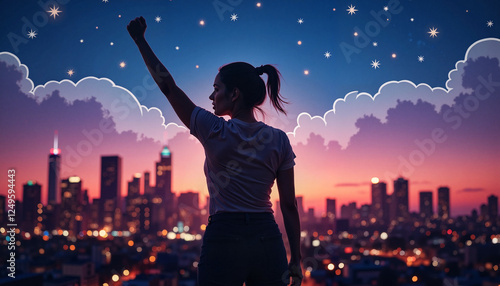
[60,176,82,235]
[419,191,433,219]
[156,146,172,196]
[144,171,153,195]
[48,131,61,204]
[178,191,201,232]
[438,186,450,220]
[126,174,142,233]
[371,178,388,225]
[100,155,122,230]
[488,194,498,220]
[393,177,409,222]
[22,181,41,231]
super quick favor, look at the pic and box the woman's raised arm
[127,16,196,127]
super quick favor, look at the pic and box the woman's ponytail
[258,65,288,115]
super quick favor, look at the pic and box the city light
[371,177,379,184]
[111,274,119,282]
[327,263,335,271]
[123,269,130,276]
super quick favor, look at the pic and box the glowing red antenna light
[50,130,61,155]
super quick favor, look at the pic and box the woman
[127,16,302,286]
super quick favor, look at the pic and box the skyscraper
[419,191,433,219]
[393,177,409,222]
[100,156,122,230]
[326,198,336,223]
[100,156,122,201]
[156,146,172,197]
[438,186,450,220]
[60,177,82,234]
[144,171,153,195]
[126,174,142,233]
[22,181,41,231]
[48,131,61,204]
[371,178,388,225]
[178,191,201,232]
[488,194,498,220]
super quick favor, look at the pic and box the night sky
[1,0,500,216]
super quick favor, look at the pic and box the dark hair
[218,62,288,115]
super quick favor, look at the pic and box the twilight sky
[1,0,499,216]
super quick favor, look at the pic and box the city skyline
[8,144,499,220]
[1,1,499,217]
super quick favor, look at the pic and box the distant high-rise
[128,174,141,198]
[419,191,433,219]
[144,171,153,195]
[22,181,41,231]
[488,194,498,220]
[326,198,336,223]
[48,131,61,204]
[371,178,388,225]
[100,156,122,201]
[438,187,450,220]
[100,156,122,230]
[178,192,201,232]
[393,177,409,221]
[60,177,82,234]
[0,195,5,225]
[156,146,172,197]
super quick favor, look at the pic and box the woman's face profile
[210,73,233,116]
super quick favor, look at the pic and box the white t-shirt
[190,106,296,215]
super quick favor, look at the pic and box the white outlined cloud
[288,38,500,149]
[0,52,189,143]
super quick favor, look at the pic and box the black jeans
[198,212,289,286]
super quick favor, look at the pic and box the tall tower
[60,177,82,234]
[419,191,433,219]
[100,156,122,230]
[22,181,41,231]
[371,177,388,225]
[438,186,450,220]
[488,194,498,221]
[326,198,336,223]
[393,177,409,222]
[48,131,61,204]
[156,146,172,197]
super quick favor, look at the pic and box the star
[27,30,37,39]
[373,42,378,47]
[199,20,205,26]
[230,14,238,21]
[80,39,84,43]
[324,51,331,58]
[67,69,75,76]
[47,6,62,19]
[410,18,415,22]
[304,70,309,75]
[175,46,180,50]
[487,20,493,27]
[418,56,424,62]
[102,0,109,2]
[119,62,126,68]
[428,27,439,38]
[371,60,380,69]
[383,6,388,11]
[347,5,358,15]
[298,18,304,24]
[155,16,162,23]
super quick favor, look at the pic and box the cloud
[0,52,188,144]
[288,38,500,149]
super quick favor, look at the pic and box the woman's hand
[288,262,303,286]
[127,16,147,42]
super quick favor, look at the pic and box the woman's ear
[231,88,240,102]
